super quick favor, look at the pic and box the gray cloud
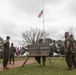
[9,0,42,15]
[68,0,76,16]
[45,0,66,5]
[0,0,76,46]
[0,21,16,35]
[9,0,66,15]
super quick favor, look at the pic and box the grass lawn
[0,57,76,75]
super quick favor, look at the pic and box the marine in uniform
[70,35,76,68]
[35,39,46,66]
[64,32,72,70]
[3,36,10,69]
[9,43,16,64]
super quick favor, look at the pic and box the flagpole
[43,0,44,32]
[43,0,45,42]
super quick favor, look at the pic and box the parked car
[53,52,60,57]
[17,51,29,57]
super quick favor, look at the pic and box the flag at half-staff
[38,10,43,18]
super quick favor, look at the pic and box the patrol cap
[39,39,43,43]
[70,34,73,37]
[65,32,69,35]
[65,32,69,38]
[11,43,13,46]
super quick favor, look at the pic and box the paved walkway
[0,58,35,71]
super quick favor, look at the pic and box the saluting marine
[3,36,10,69]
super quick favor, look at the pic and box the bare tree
[57,27,76,40]
[69,27,76,39]
[21,28,49,46]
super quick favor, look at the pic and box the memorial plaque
[29,43,50,56]
[29,44,39,56]
[39,43,50,56]
[22,43,51,67]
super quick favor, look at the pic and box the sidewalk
[0,58,35,71]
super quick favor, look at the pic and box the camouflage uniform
[9,43,16,64]
[64,32,73,70]
[3,40,10,68]
[65,38,72,70]
[35,56,46,66]
[35,39,46,66]
[42,56,46,66]
[70,35,76,68]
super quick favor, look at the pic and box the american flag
[38,10,43,18]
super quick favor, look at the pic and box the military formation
[64,32,76,71]
[1,33,76,71]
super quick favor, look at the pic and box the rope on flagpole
[43,0,45,42]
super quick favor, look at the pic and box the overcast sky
[0,0,76,46]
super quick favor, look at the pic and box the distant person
[9,43,16,64]
[3,36,10,69]
[70,35,76,68]
[35,39,46,66]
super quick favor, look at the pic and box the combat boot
[66,67,72,71]
[3,67,9,70]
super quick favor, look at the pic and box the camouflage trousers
[35,56,46,66]
[65,52,76,69]
[71,53,76,68]
[9,54,14,63]
[3,53,9,67]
